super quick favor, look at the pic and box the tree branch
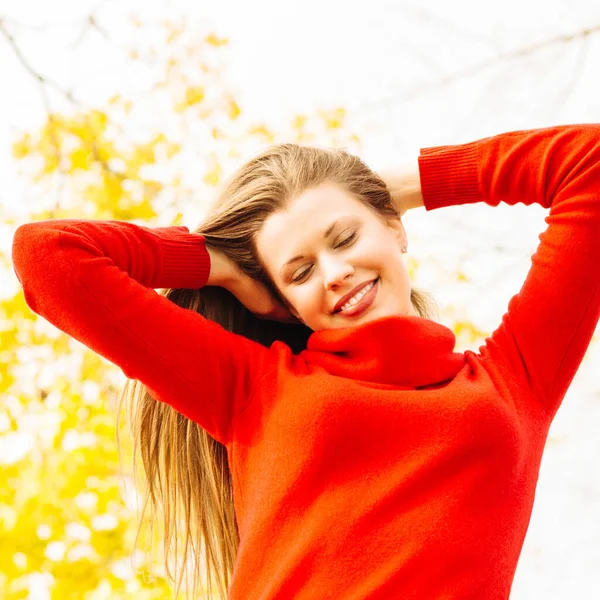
[0,16,126,208]
[357,23,600,113]
[0,18,79,106]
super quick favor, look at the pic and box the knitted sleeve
[11,218,273,444]
[418,124,600,420]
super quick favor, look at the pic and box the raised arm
[11,218,273,445]
[416,124,600,420]
[378,160,424,216]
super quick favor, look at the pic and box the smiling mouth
[332,277,379,314]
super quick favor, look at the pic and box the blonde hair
[117,143,438,599]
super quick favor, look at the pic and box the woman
[11,123,600,599]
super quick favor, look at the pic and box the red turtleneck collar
[302,315,467,389]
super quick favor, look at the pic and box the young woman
[11,123,600,599]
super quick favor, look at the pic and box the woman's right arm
[11,218,273,445]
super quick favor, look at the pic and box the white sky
[1,1,600,597]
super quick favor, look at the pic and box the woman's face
[255,182,418,331]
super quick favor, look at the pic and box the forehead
[256,182,371,277]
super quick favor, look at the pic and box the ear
[385,215,408,249]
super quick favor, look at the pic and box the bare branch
[88,15,111,41]
[0,18,80,106]
[71,14,111,49]
[397,4,500,49]
[357,23,600,114]
[0,16,125,216]
[0,17,72,212]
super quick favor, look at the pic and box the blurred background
[1,0,599,598]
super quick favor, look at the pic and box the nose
[322,256,354,290]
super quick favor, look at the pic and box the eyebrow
[280,218,343,274]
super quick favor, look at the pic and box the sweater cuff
[418,142,482,211]
[157,227,211,289]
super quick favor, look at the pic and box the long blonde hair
[117,143,438,599]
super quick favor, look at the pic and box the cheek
[298,287,320,312]
[365,239,400,267]
[362,231,394,254]
[290,285,325,318]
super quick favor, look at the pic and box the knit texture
[11,124,600,599]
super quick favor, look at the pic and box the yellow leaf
[247,123,275,142]
[203,163,222,187]
[12,134,31,159]
[70,148,89,170]
[166,24,184,44]
[131,145,156,165]
[166,143,181,158]
[151,133,167,145]
[228,98,241,121]
[291,114,308,130]
[104,174,124,206]
[90,110,108,132]
[184,86,205,107]
[205,33,229,47]
[321,107,346,129]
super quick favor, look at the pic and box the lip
[332,277,379,314]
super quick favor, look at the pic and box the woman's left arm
[412,124,600,423]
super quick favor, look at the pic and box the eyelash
[291,232,357,284]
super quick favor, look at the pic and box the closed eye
[290,232,357,284]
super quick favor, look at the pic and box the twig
[356,23,600,114]
[0,18,79,106]
[0,16,126,210]
[0,18,73,213]
[398,4,500,49]
[71,14,110,49]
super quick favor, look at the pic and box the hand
[222,259,300,324]
[379,160,424,217]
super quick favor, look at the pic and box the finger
[256,306,298,323]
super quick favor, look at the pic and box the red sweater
[12,124,600,599]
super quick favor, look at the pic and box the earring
[401,245,407,253]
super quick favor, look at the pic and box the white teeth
[339,280,375,312]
